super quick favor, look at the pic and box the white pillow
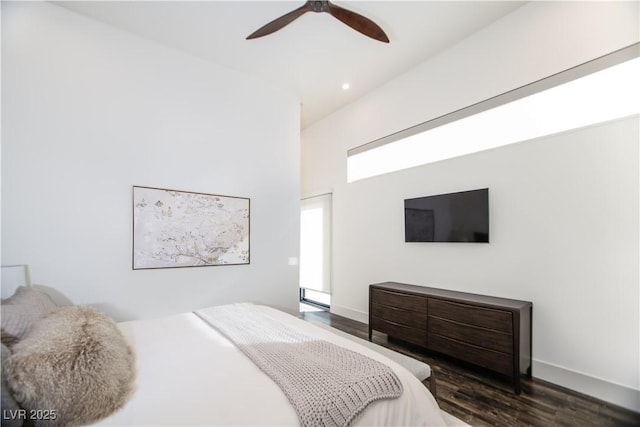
[1,286,58,346]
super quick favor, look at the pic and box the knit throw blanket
[195,304,403,427]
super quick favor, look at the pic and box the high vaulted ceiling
[55,1,526,128]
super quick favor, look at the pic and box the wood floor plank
[300,309,640,427]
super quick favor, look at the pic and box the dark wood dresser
[369,282,532,394]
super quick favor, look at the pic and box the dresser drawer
[372,303,426,330]
[428,316,512,354]
[371,289,426,313]
[370,317,427,347]
[428,334,513,376]
[428,299,513,333]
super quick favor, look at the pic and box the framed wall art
[132,186,250,269]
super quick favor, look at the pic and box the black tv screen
[404,188,489,243]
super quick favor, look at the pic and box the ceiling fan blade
[246,2,312,40]
[327,2,389,43]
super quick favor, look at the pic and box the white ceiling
[55,1,526,128]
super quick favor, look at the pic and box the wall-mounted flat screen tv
[404,188,489,243]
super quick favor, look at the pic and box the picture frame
[132,186,250,269]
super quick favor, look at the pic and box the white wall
[1,2,301,319]
[302,1,639,412]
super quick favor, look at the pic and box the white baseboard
[329,303,368,324]
[328,304,639,414]
[532,360,639,413]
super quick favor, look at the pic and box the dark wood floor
[300,308,640,427]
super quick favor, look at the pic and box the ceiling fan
[246,1,389,43]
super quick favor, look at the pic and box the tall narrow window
[300,193,332,308]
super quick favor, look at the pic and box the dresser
[369,282,532,394]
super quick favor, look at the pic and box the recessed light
[342,83,350,90]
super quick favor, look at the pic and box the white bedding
[97,304,447,426]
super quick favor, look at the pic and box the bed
[1,266,458,426]
[98,303,448,426]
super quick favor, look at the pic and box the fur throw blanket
[4,306,136,426]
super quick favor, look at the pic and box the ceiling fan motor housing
[311,1,330,13]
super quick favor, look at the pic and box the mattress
[96,304,448,426]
